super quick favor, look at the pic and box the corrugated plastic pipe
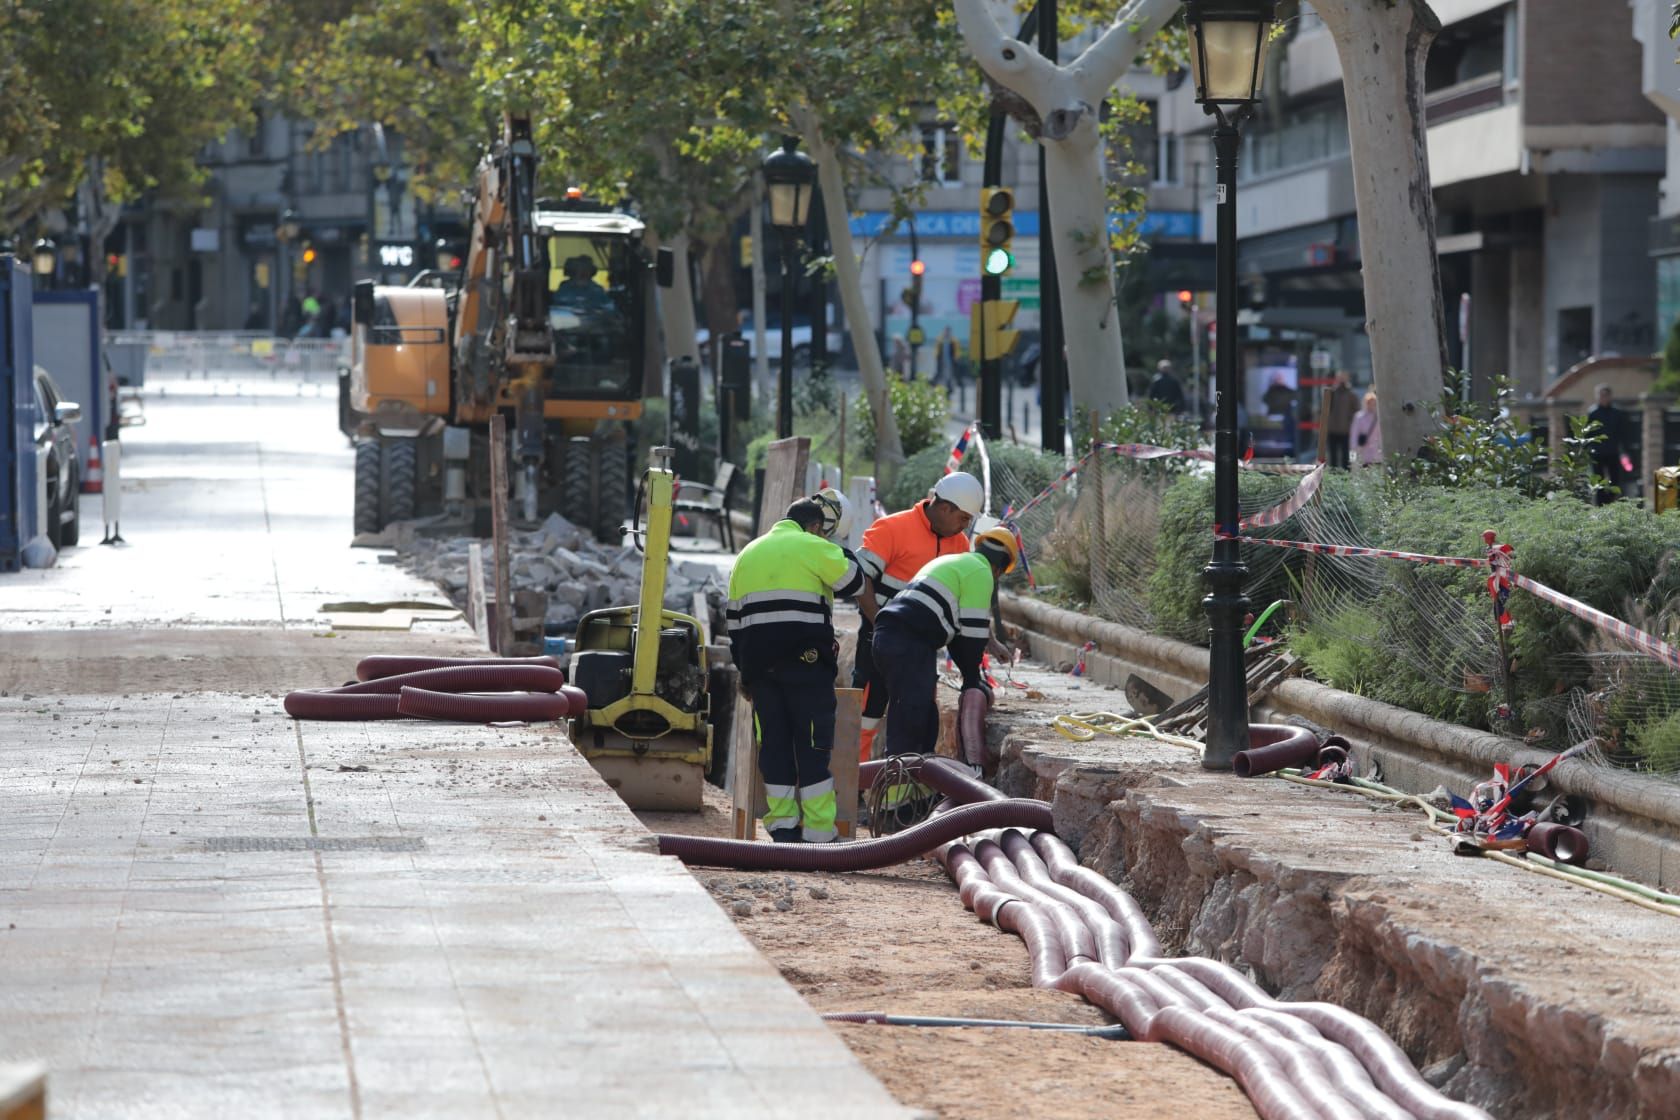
[329,664,566,696]
[282,691,404,721]
[1017,831,1490,1120]
[1230,724,1323,778]
[395,686,571,722]
[654,798,1054,871]
[355,654,561,682]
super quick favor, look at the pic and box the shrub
[858,374,950,459]
[1412,377,1599,500]
[881,440,1066,514]
[1658,317,1680,396]
[1286,604,1386,697]
[1076,400,1203,460]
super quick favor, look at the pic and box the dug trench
[648,634,1679,1120]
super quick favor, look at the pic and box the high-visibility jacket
[726,520,863,685]
[875,551,994,686]
[855,500,968,602]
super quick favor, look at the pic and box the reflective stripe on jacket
[726,520,863,683]
[854,499,969,600]
[875,551,994,685]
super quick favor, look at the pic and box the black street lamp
[32,238,57,289]
[762,136,816,439]
[1184,0,1275,770]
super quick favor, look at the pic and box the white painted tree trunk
[953,0,1179,421]
[749,173,771,399]
[791,105,906,472]
[1313,0,1447,463]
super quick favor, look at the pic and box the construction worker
[726,497,865,843]
[852,471,983,760]
[870,527,1019,762]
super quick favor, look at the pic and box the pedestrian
[934,326,958,389]
[1588,383,1631,505]
[1263,374,1297,458]
[870,527,1020,769]
[1351,390,1382,467]
[851,471,982,761]
[243,301,266,332]
[1146,359,1186,415]
[279,294,303,339]
[1324,370,1358,468]
[726,497,867,843]
[890,334,910,376]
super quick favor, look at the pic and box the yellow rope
[1276,772,1680,920]
[1050,711,1205,754]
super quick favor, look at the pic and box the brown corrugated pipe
[958,687,990,768]
[283,692,404,721]
[355,654,561,682]
[1526,822,1589,865]
[857,754,1007,806]
[395,687,571,723]
[1231,724,1323,778]
[654,798,1054,870]
[327,664,566,696]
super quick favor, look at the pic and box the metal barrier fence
[106,331,348,383]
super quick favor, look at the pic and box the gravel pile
[396,512,727,635]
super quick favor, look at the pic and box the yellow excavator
[345,111,671,539]
[568,447,711,810]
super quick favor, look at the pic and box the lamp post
[32,238,57,289]
[761,136,816,439]
[1184,0,1275,770]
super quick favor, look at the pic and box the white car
[695,315,845,371]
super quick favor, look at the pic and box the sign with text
[377,242,417,269]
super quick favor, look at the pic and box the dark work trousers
[870,619,941,758]
[1327,433,1350,469]
[852,615,890,750]
[751,663,838,836]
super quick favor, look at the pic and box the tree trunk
[750,172,771,399]
[1313,0,1447,464]
[790,105,905,473]
[697,237,740,337]
[952,0,1179,422]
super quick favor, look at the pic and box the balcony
[1425,72,1506,126]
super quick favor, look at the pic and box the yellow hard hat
[974,526,1019,574]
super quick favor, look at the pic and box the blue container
[544,636,571,658]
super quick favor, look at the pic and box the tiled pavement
[0,388,910,1118]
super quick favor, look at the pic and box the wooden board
[467,541,488,647]
[755,436,811,534]
[729,696,759,840]
[729,688,861,841]
[0,1063,45,1120]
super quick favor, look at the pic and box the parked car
[33,365,81,548]
[696,314,846,372]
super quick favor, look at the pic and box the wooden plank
[0,1063,45,1120]
[467,541,488,647]
[832,688,863,839]
[755,436,811,537]
[489,414,514,655]
[730,696,758,840]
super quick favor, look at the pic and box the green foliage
[1286,606,1387,697]
[1631,709,1680,773]
[1412,377,1600,500]
[858,375,949,461]
[1077,400,1203,460]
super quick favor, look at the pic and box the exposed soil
[638,785,1259,1120]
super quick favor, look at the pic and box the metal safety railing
[105,331,349,384]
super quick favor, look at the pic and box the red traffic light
[1177,289,1193,306]
[909,259,926,277]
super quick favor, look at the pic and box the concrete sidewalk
[0,389,909,1118]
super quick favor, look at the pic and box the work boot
[768,827,805,844]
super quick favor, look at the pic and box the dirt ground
[638,785,1259,1120]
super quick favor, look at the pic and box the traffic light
[969,299,1021,361]
[902,258,925,312]
[1178,289,1194,309]
[980,187,1014,276]
[301,244,318,265]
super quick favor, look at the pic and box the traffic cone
[82,436,103,494]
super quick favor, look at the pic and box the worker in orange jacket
[851,472,983,760]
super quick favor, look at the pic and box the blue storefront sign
[848,208,1198,241]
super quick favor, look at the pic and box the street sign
[1001,277,1040,311]
[907,325,926,346]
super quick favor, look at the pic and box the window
[1425,8,1506,94]
[248,112,266,158]
[919,124,962,185]
[1237,100,1350,183]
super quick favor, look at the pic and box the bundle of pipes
[655,748,1491,1120]
[284,655,586,722]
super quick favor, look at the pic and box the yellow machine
[344,111,671,539]
[568,448,711,810]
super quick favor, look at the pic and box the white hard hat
[932,472,984,518]
[814,487,852,542]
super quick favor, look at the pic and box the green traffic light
[983,247,1014,276]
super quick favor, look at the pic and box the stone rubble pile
[396,512,727,636]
